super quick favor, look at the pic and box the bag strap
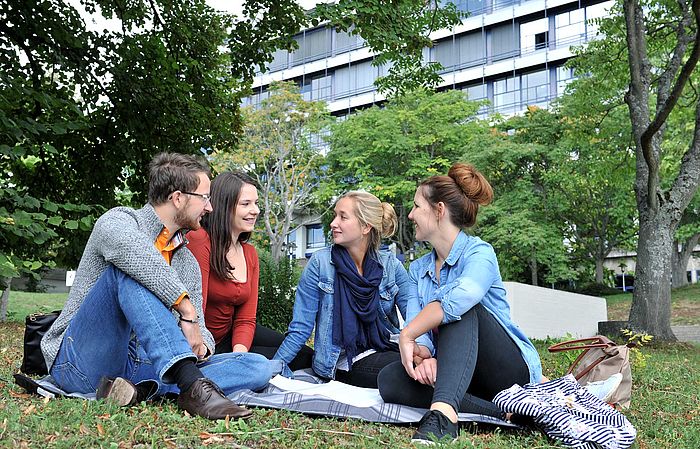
[548,335,615,353]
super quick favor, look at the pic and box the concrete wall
[504,282,607,339]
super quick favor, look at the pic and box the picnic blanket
[14,370,516,426]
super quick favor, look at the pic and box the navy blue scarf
[331,245,395,369]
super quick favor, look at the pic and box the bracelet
[179,316,199,324]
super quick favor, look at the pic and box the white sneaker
[584,373,623,402]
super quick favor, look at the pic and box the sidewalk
[672,326,700,343]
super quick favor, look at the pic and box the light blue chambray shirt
[407,231,542,384]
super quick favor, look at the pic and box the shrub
[257,249,302,333]
[573,282,621,297]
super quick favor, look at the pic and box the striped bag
[493,375,636,449]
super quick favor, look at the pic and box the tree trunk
[595,258,605,284]
[671,233,700,288]
[529,252,538,286]
[0,277,11,322]
[628,216,677,341]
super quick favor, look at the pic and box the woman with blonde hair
[273,191,415,387]
[378,163,543,444]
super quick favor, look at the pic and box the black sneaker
[96,376,138,406]
[411,410,459,445]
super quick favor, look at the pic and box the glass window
[306,224,326,249]
[439,0,486,14]
[312,75,332,100]
[521,69,550,107]
[555,8,586,47]
[493,75,520,114]
[491,22,519,61]
[432,37,457,70]
[557,66,576,95]
[268,49,288,72]
[334,60,377,98]
[457,31,486,68]
[586,0,614,39]
[334,26,365,53]
[463,82,487,101]
[291,27,331,66]
[520,18,549,54]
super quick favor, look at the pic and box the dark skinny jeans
[377,303,530,418]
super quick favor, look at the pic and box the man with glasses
[41,153,274,419]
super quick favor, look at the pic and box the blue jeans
[50,266,275,396]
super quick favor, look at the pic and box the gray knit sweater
[41,204,215,370]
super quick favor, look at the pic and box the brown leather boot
[177,378,253,420]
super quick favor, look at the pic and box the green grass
[604,283,700,325]
[1,290,699,448]
[3,291,67,323]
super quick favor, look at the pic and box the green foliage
[574,282,623,297]
[256,248,301,333]
[621,328,654,369]
[325,89,487,251]
[471,105,637,286]
[212,81,330,261]
[0,187,101,285]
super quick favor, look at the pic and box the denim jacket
[274,246,414,379]
[407,231,543,384]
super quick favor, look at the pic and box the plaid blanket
[16,372,515,426]
[227,370,516,425]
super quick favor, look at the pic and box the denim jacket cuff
[279,362,294,379]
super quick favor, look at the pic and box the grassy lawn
[1,289,699,448]
[604,283,700,325]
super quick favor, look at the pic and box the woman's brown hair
[201,171,258,280]
[419,163,493,228]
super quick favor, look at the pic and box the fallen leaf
[79,423,90,435]
[42,396,50,404]
[22,405,36,415]
[8,390,31,399]
[163,439,178,449]
[96,423,105,436]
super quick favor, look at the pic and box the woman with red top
[187,172,313,368]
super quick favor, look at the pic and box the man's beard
[174,207,201,231]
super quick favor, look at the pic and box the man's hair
[147,152,211,205]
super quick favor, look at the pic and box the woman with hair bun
[377,163,543,444]
[273,191,415,388]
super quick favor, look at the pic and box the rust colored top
[187,228,259,350]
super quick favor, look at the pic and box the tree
[571,0,700,339]
[468,110,574,286]
[325,89,487,251]
[211,82,330,262]
[672,198,700,288]
[551,99,639,284]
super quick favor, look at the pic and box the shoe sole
[101,378,137,406]
[410,437,457,446]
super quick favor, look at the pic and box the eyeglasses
[181,191,212,202]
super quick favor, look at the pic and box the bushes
[257,249,302,333]
[573,282,622,297]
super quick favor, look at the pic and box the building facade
[246,0,615,260]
